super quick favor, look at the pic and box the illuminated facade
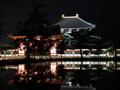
[53,14,98,70]
[55,14,95,47]
[1,14,118,72]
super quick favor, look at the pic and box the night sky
[0,0,119,38]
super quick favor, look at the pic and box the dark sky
[0,0,119,37]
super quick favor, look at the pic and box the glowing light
[50,43,57,55]
[20,43,25,50]
[19,43,25,55]
[50,62,57,74]
[50,48,57,55]
[19,48,25,55]
[18,64,25,74]
[35,35,41,40]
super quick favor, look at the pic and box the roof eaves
[77,17,96,28]
[60,27,95,29]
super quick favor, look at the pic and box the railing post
[25,37,30,82]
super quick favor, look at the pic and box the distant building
[55,14,95,48]
[55,14,95,35]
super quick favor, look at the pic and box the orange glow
[9,35,27,40]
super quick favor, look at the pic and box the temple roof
[55,14,95,29]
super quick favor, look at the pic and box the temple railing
[0,53,118,60]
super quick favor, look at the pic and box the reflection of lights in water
[50,62,57,74]
[18,64,25,74]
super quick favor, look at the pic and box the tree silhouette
[70,31,88,70]
[107,20,120,71]
[16,3,49,36]
[16,2,61,54]
[16,3,50,80]
[16,3,49,55]
[57,39,66,54]
[0,10,4,34]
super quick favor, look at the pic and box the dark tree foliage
[16,3,61,55]
[16,3,49,36]
[70,31,87,48]
[56,64,65,80]
[57,39,66,54]
[44,25,60,36]
[0,10,4,34]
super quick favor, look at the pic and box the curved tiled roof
[55,14,95,29]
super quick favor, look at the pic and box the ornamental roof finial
[75,14,79,17]
[62,14,64,18]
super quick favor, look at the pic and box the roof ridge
[54,14,96,29]
[61,14,95,28]
[62,14,79,18]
